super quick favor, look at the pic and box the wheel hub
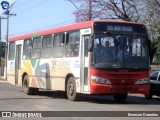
[68,82,74,96]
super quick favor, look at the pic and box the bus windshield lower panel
[92,34,149,70]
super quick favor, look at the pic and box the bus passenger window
[23,39,32,59]
[53,34,64,58]
[31,37,42,59]
[65,31,80,57]
[41,35,52,58]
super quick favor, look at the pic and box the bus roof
[9,20,144,41]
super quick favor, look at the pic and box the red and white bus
[8,20,150,102]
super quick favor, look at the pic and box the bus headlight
[91,76,111,84]
[135,78,150,84]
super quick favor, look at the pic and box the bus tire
[67,77,80,101]
[145,93,153,99]
[113,93,128,103]
[23,75,38,95]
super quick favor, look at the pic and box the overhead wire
[10,18,75,36]
[11,0,54,13]
[68,0,88,21]
[8,0,76,36]
[12,0,31,8]
[9,0,33,12]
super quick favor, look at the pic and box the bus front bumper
[90,84,150,95]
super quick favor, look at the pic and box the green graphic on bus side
[30,59,37,68]
[32,33,40,38]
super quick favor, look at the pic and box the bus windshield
[92,33,149,70]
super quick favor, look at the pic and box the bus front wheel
[145,93,153,99]
[113,93,128,102]
[67,77,80,101]
[23,75,38,95]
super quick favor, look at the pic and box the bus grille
[108,74,139,78]
[110,79,135,85]
[108,74,139,85]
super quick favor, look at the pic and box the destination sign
[94,22,147,34]
[106,25,133,32]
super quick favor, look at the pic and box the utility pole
[1,1,16,80]
[88,0,92,20]
[4,13,16,80]
[0,16,2,71]
[4,13,9,80]
[0,17,1,41]
[0,17,1,71]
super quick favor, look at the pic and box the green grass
[0,77,5,81]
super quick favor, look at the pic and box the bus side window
[41,35,52,58]
[23,38,32,59]
[31,37,42,59]
[53,33,65,58]
[84,35,91,57]
[8,42,15,60]
[65,31,80,57]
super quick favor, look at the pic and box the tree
[0,41,5,58]
[141,0,160,62]
[70,0,107,22]
[70,0,141,22]
[95,0,142,21]
[0,41,5,68]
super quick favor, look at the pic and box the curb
[0,80,7,83]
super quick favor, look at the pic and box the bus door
[80,28,91,93]
[15,45,22,85]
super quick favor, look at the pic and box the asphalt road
[0,81,160,120]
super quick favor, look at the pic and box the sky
[0,0,77,42]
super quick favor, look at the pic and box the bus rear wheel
[23,75,38,95]
[113,93,128,103]
[67,77,80,101]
